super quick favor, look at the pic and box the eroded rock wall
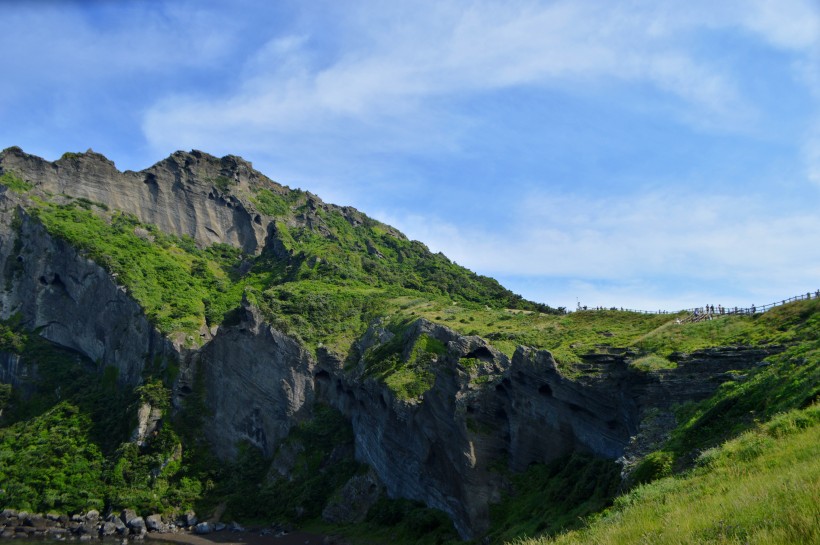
[0,147,779,539]
[0,147,267,253]
[196,304,316,459]
[0,194,176,384]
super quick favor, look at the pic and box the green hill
[0,149,817,544]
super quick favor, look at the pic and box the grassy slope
[3,168,819,542]
[513,405,820,545]
[504,300,819,545]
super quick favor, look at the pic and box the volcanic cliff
[0,148,776,538]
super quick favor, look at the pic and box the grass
[30,202,251,340]
[487,454,621,543]
[663,335,820,463]
[630,354,676,371]
[0,171,33,193]
[6,157,820,541]
[633,298,819,357]
[511,405,820,545]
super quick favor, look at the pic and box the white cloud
[737,0,820,50]
[375,188,820,306]
[142,0,763,155]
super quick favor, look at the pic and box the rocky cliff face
[0,147,268,253]
[0,148,777,539]
[196,304,315,459]
[311,321,772,536]
[0,194,176,385]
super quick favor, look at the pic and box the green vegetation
[487,454,621,543]
[629,354,676,372]
[663,337,819,465]
[252,281,387,354]
[0,316,211,516]
[503,299,820,544]
[327,497,461,545]
[0,171,33,193]
[361,323,448,399]
[31,202,248,338]
[2,159,819,544]
[513,405,820,545]
[0,403,106,513]
[251,188,291,216]
[217,404,359,522]
[633,299,818,356]
[212,176,233,192]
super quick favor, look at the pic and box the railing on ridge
[575,290,820,318]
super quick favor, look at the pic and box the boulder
[113,518,128,535]
[99,521,118,537]
[127,516,146,534]
[120,509,138,526]
[181,510,197,527]
[194,522,212,535]
[145,514,166,533]
[76,522,97,536]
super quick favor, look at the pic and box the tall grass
[512,406,820,545]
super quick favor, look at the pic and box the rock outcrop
[0,147,267,253]
[0,197,176,385]
[0,147,778,539]
[196,303,315,459]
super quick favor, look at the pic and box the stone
[127,516,146,534]
[100,522,118,537]
[180,511,197,527]
[145,514,165,533]
[113,518,127,535]
[120,510,138,526]
[194,522,212,535]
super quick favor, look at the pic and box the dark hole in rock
[465,346,494,363]
[51,273,66,290]
[538,384,552,396]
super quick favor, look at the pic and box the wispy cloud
[142,0,766,156]
[375,188,820,307]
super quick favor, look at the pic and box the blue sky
[2,0,819,311]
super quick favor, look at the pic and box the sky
[1,0,819,312]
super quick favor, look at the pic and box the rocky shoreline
[0,509,245,541]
